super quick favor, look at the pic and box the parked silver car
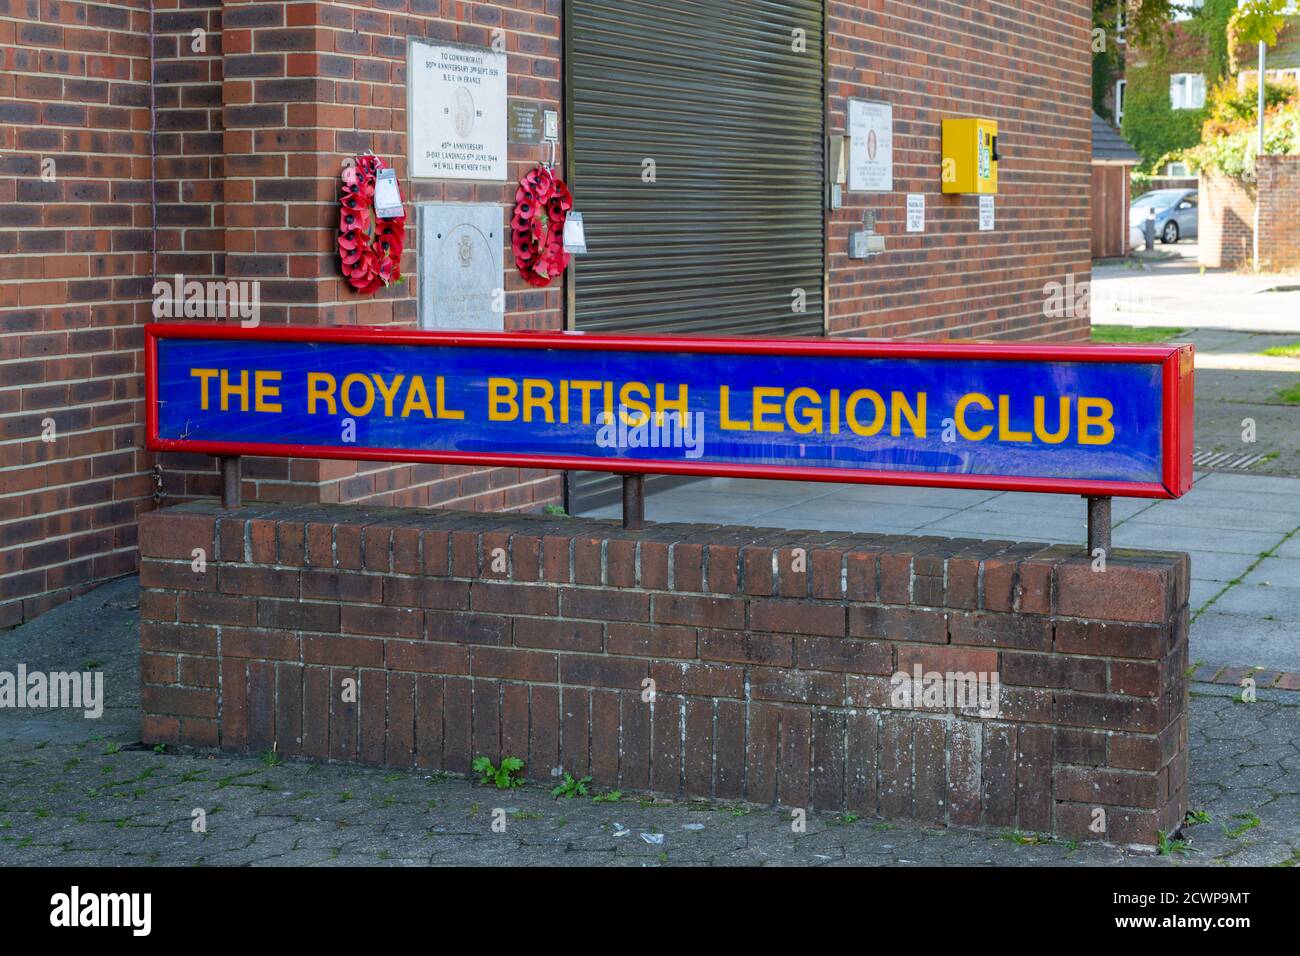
[1129,188,1198,247]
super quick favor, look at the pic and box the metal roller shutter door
[566,0,825,510]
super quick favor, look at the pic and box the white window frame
[1115,78,1127,124]
[1170,73,1206,110]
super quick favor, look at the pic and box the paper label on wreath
[563,211,587,254]
[374,168,405,219]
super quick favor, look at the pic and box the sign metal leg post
[1086,495,1111,553]
[220,456,242,509]
[622,474,646,531]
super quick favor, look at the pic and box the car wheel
[1161,221,1179,244]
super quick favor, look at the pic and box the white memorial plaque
[979,195,995,231]
[408,40,507,180]
[419,203,504,330]
[906,194,925,233]
[848,100,893,192]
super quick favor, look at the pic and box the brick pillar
[157,0,565,512]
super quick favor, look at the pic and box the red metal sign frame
[145,323,1195,499]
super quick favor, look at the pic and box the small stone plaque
[509,100,544,145]
[418,203,504,331]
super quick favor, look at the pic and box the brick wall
[165,0,566,514]
[0,0,155,627]
[139,502,1191,845]
[1199,172,1257,269]
[1257,155,1300,273]
[827,0,1094,341]
[1200,157,1300,272]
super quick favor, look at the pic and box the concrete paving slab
[1124,504,1300,534]
[1242,556,1300,588]
[914,512,1084,543]
[751,499,957,531]
[811,485,1001,509]
[1211,583,1300,622]
[1151,488,1300,518]
[1112,521,1281,555]
[691,477,835,501]
[1196,472,1300,495]
[1179,549,1260,583]
[1189,611,1300,671]
[1274,535,1300,560]
[1190,579,1223,612]
[971,493,1154,521]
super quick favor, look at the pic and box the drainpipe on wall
[1254,40,1265,273]
[149,0,158,288]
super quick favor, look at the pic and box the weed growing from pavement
[1276,382,1300,404]
[1224,812,1261,838]
[472,756,525,789]
[1157,830,1197,857]
[551,772,591,799]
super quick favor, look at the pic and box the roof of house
[1091,112,1142,165]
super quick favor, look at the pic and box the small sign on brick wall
[408,39,507,181]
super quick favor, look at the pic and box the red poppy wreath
[511,164,573,287]
[337,154,405,295]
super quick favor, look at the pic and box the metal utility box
[942,118,999,194]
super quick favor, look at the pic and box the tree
[1092,2,1228,121]
[1227,0,1291,72]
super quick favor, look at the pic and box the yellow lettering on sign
[619,382,651,426]
[786,388,822,435]
[308,373,337,415]
[523,379,555,424]
[1078,397,1115,445]
[955,393,993,441]
[656,383,689,423]
[752,387,784,433]
[571,381,601,425]
[1033,396,1070,445]
[436,376,464,420]
[720,386,750,431]
[998,395,1032,443]
[340,373,375,416]
[220,369,249,412]
[254,370,282,413]
[845,389,885,437]
[489,378,519,422]
[402,376,432,418]
[190,368,218,410]
[891,391,927,438]
[372,374,406,417]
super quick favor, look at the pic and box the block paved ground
[1,577,1296,867]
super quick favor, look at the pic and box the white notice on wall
[373,168,404,219]
[979,194,995,231]
[906,194,925,233]
[848,100,893,192]
[563,211,587,254]
[408,40,507,180]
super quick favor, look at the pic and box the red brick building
[1,0,1093,626]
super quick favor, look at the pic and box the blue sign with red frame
[147,324,1194,499]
